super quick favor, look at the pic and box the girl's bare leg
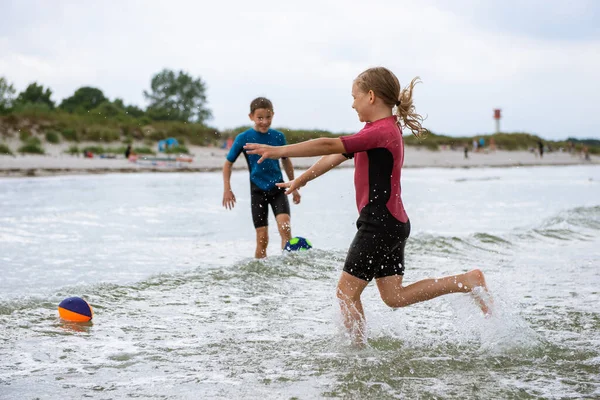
[336,272,370,344]
[376,269,491,314]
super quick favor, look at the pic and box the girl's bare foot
[464,269,493,315]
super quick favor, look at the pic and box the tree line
[0,69,211,124]
[0,69,597,156]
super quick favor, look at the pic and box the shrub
[23,136,41,146]
[129,128,145,140]
[19,141,45,154]
[89,102,124,118]
[103,146,126,154]
[0,143,13,156]
[82,145,105,155]
[82,126,121,142]
[164,145,190,155]
[147,130,168,141]
[45,130,61,144]
[61,128,79,142]
[133,146,155,155]
[65,145,80,155]
[2,114,19,126]
[13,102,53,115]
[19,130,32,141]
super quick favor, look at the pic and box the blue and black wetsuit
[227,128,290,228]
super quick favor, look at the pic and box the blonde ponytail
[395,77,427,139]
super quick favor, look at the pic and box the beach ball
[284,236,312,251]
[58,297,93,322]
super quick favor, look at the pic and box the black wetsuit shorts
[250,182,290,228]
[343,204,411,281]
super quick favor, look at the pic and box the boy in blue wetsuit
[222,97,301,258]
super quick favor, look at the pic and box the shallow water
[1,166,599,399]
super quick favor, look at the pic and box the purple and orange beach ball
[58,297,93,322]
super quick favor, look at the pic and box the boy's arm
[281,157,295,182]
[222,160,236,209]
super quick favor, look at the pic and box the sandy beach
[0,140,597,177]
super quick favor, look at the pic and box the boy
[222,97,301,258]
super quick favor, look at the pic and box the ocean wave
[410,205,600,257]
[0,250,344,315]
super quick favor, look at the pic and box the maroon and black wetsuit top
[339,116,411,281]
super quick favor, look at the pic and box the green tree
[59,86,107,113]
[125,104,145,118]
[111,98,145,118]
[14,82,55,109]
[113,98,126,109]
[0,77,16,113]
[144,69,212,123]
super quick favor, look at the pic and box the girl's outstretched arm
[277,154,348,194]
[245,138,345,164]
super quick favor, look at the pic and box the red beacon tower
[493,109,501,134]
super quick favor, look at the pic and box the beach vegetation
[14,83,55,109]
[19,129,32,142]
[81,126,121,142]
[0,142,13,156]
[45,131,61,144]
[164,145,190,155]
[12,102,53,116]
[19,138,45,154]
[60,128,79,142]
[0,73,597,156]
[65,145,80,155]
[81,145,128,156]
[133,146,155,155]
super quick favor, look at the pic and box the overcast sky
[1,0,599,139]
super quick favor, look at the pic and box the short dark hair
[250,97,273,114]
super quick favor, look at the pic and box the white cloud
[0,0,598,139]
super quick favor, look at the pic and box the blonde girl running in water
[245,67,491,343]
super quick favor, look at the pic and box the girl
[245,67,491,343]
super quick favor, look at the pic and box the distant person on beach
[538,140,544,158]
[125,144,132,159]
[464,142,469,159]
[245,67,491,343]
[583,146,590,161]
[222,97,301,259]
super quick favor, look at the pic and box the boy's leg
[337,272,369,344]
[270,187,291,249]
[375,269,491,314]
[250,184,270,258]
[275,213,292,249]
[255,227,268,259]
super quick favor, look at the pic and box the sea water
[0,166,599,399]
